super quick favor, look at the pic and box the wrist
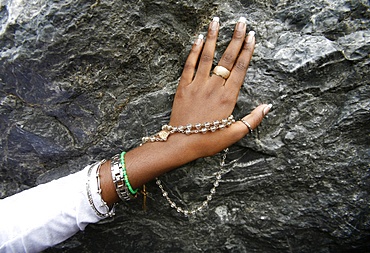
[97,132,197,207]
[100,160,120,207]
[125,133,198,188]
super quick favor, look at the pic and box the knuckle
[175,86,186,98]
[207,27,218,37]
[219,92,234,106]
[190,87,200,97]
[242,43,254,51]
[221,53,234,65]
[200,53,214,64]
[233,30,245,40]
[183,62,195,72]
[190,45,201,55]
[234,61,248,72]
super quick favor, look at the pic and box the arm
[0,17,271,253]
[100,17,272,207]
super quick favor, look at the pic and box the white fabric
[0,163,108,253]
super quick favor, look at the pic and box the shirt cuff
[0,161,114,253]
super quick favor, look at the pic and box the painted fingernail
[195,34,204,45]
[236,17,247,30]
[263,104,273,116]
[247,30,255,43]
[211,17,219,30]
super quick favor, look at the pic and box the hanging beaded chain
[141,114,235,216]
[156,148,229,216]
[142,115,235,143]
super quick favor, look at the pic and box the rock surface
[1,0,369,252]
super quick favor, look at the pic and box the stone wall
[0,0,369,252]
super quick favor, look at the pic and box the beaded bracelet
[120,151,138,195]
[142,115,235,143]
[141,114,236,216]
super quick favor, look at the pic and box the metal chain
[155,148,229,216]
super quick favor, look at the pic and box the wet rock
[0,0,369,252]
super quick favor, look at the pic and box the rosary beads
[155,148,229,216]
[142,115,235,216]
[142,115,235,143]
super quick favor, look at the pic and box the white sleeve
[0,162,112,253]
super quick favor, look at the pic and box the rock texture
[1,0,369,252]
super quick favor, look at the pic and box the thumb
[186,104,273,159]
[237,103,273,136]
[212,103,273,151]
[227,104,273,143]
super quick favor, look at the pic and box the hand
[103,18,272,204]
[169,17,271,158]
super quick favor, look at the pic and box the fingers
[193,17,220,81]
[192,104,273,158]
[221,104,273,145]
[220,104,273,153]
[178,34,204,86]
[180,17,255,89]
[237,104,272,136]
[225,31,255,90]
[216,17,248,72]
[211,104,272,152]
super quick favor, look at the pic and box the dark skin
[99,18,271,207]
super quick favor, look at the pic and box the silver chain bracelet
[86,160,116,218]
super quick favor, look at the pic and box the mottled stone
[0,0,369,252]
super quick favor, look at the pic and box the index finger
[178,34,204,87]
[193,17,220,82]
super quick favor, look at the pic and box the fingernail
[247,31,256,43]
[236,17,247,31]
[263,104,273,116]
[194,34,204,45]
[211,17,219,30]
[247,30,255,43]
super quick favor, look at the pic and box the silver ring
[240,119,253,133]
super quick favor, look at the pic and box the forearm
[100,133,198,207]
[1,16,271,253]
[126,135,197,187]
[99,115,258,207]
[99,16,266,208]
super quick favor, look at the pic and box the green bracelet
[120,151,138,195]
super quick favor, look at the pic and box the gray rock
[0,0,369,252]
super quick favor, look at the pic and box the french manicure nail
[211,17,219,30]
[238,17,247,24]
[195,34,204,45]
[263,104,273,116]
[236,17,247,30]
[247,30,255,43]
